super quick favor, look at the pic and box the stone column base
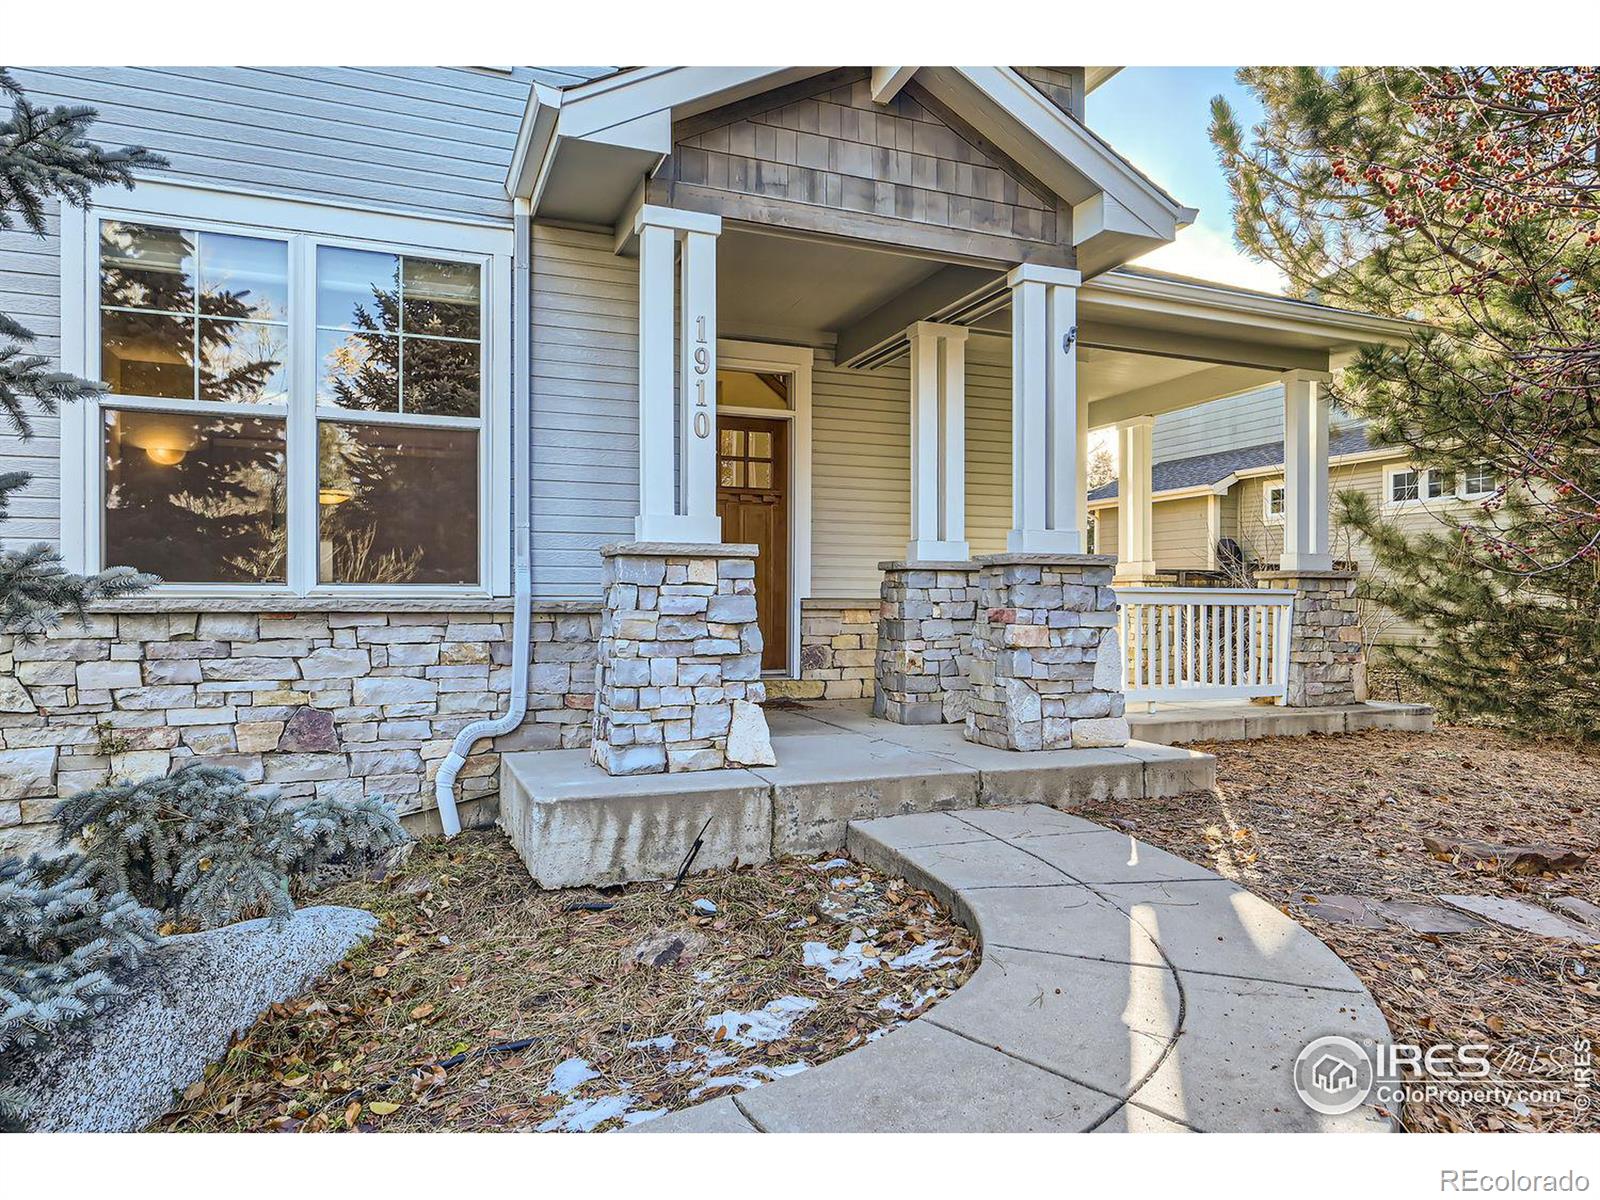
[966,553,1128,751]
[873,561,977,725]
[1254,569,1365,707]
[592,542,775,775]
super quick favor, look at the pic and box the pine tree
[56,762,409,929]
[1212,68,1600,735]
[0,852,161,1129]
[0,68,162,638]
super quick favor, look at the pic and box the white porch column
[1006,263,1084,554]
[633,206,723,544]
[1114,415,1158,583]
[1280,369,1334,572]
[906,321,970,560]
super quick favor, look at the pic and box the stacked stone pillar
[1254,569,1366,707]
[965,553,1128,751]
[591,542,775,775]
[872,561,978,725]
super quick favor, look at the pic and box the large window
[69,187,508,594]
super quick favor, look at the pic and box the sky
[1087,68,1288,294]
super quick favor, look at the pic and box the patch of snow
[624,1108,669,1126]
[687,1061,808,1100]
[691,898,718,915]
[626,1035,676,1052]
[787,918,809,930]
[877,987,939,1015]
[693,968,714,983]
[545,1056,599,1095]
[803,939,878,984]
[866,1026,895,1042]
[705,995,818,1047]
[811,858,849,871]
[536,1092,637,1132]
[831,876,861,888]
[888,940,968,970]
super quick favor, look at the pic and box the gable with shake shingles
[660,69,1068,262]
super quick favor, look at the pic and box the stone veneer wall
[766,599,879,702]
[966,554,1129,751]
[590,543,773,775]
[1254,569,1366,707]
[873,562,978,725]
[0,600,600,855]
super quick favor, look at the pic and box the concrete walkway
[639,804,1395,1133]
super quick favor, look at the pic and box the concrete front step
[499,706,1215,889]
[1128,700,1434,745]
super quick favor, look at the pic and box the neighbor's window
[95,217,488,590]
[1389,468,1421,504]
[1265,482,1286,521]
[1461,462,1497,498]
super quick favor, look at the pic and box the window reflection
[104,409,287,583]
[315,247,480,417]
[317,421,478,585]
[99,221,287,404]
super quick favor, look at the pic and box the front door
[716,415,789,672]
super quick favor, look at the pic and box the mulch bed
[158,835,977,1132]
[1082,726,1599,1133]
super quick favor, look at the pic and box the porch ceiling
[717,229,947,343]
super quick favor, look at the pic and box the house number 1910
[692,314,711,439]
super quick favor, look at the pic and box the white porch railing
[1117,587,1296,704]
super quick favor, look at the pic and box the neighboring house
[0,66,1415,852]
[1087,384,1498,643]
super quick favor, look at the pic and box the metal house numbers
[692,314,711,439]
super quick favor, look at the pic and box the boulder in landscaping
[11,904,377,1131]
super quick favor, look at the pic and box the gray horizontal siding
[0,211,63,553]
[528,225,640,599]
[6,67,611,224]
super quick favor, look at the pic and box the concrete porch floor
[498,702,1215,890]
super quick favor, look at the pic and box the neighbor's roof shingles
[1089,426,1379,502]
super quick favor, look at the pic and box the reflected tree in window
[317,421,477,586]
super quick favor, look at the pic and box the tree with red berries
[1213,67,1600,736]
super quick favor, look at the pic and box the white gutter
[434,198,534,837]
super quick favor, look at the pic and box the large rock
[725,699,776,767]
[12,905,377,1132]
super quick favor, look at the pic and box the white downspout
[435,198,533,837]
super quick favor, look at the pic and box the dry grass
[158,834,976,1132]
[1082,725,1599,1133]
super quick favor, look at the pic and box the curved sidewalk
[640,804,1395,1133]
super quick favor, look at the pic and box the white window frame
[716,339,813,678]
[1263,480,1286,524]
[1385,463,1481,510]
[60,181,513,599]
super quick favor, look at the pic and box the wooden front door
[716,415,789,672]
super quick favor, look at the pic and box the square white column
[1280,369,1333,572]
[1115,415,1157,582]
[906,321,969,560]
[1006,263,1084,555]
[632,206,723,544]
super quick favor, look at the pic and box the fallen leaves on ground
[158,836,976,1133]
[1082,725,1599,1133]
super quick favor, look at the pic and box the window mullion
[286,234,318,596]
